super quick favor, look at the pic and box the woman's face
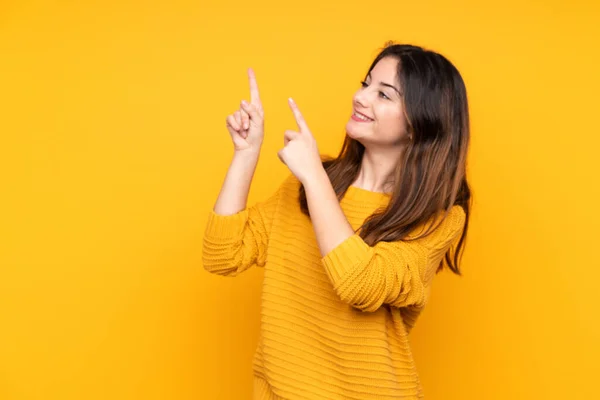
[345,56,410,147]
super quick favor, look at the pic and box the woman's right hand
[226,68,265,153]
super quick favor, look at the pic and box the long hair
[299,42,472,275]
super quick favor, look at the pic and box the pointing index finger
[248,68,261,105]
[288,97,310,134]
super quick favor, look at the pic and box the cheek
[376,106,407,137]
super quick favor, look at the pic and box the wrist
[233,147,261,161]
[301,164,328,187]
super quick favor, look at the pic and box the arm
[277,98,465,311]
[203,67,271,276]
[302,169,356,257]
[202,160,282,277]
[214,67,264,215]
[213,149,261,216]
[304,171,465,312]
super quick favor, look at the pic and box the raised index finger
[248,68,261,105]
[288,97,310,134]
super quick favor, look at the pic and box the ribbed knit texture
[202,175,466,400]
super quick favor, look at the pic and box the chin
[345,130,397,150]
[345,122,367,141]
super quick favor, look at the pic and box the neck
[352,144,405,193]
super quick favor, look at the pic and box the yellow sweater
[202,174,466,399]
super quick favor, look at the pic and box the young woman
[202,42,472,399]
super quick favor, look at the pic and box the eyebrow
[367,73,402,96]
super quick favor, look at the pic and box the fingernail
[241,100,248,106]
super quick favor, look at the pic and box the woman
[202,42,472,399]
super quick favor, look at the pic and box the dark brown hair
[299,42,472,275]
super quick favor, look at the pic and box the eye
[379,91,390,100]
[360,80,368,88]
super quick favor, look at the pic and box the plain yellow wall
[1,0,598,399]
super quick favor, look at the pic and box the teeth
[354,112,371,121]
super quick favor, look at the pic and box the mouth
[351,110,373,122]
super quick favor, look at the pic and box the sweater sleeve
[321,206,466,312]
[201,184,282,277]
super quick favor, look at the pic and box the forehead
[369,57,399,80]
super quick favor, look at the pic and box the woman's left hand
[278,98,325,184]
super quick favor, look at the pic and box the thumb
[241,100,261,121]
[277,148,287,165]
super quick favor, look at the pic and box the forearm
[213,149,261,215]
[302,170,355,257]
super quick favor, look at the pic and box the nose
[353,90,368,108]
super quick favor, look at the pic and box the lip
[351,110,373,122]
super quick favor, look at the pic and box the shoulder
[407,205,466,249]
[282,173,301,188]
[431,205,466,248]
[277,173,302,196]
[446,205,466,231]
[432,205,466,233]
[259,173,301,209]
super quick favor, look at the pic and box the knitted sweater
[202,174,466,399]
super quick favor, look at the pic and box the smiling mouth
[352,111,373,122]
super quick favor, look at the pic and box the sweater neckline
[345,185,392,203]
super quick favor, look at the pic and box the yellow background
[1,0,598,398]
